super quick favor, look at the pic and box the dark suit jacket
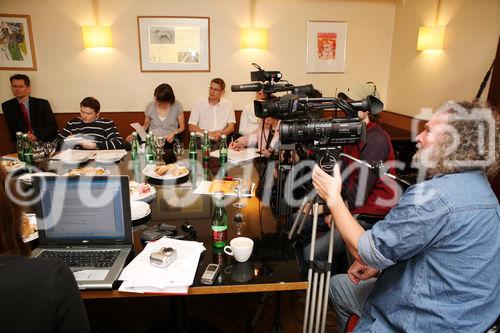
[2,96,59,142]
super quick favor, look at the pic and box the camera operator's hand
[312,164,342,208]
[348,260,379,285]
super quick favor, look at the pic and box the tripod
[289,192,334,333]
[288,154,413,333]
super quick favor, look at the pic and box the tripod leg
[297,200,313,234]
[320,222,336,333]
[302,199,319,333]
[288,195,311,240]
[314,272,325,333]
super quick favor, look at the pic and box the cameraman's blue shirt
[356,171,500,332]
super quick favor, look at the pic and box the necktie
[19,102,32,132]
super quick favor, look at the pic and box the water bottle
[202,130,210,166]
[145,134,154,164]
[212,192,227,248]
[22,133,34,165]
[131,132,139,161]
[189,132,198,161]
[16,132,24,162]
[219,134,228,165]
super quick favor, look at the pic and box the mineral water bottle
[22,134,34,165]
[212,192,227,248]
[16,132,24,162]
[202,130,210,166]
[219,134,228,165]
[131,132,139,161]
[145,134,154,164]
[189,132,197,161]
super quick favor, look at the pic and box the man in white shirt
[188,78,235,142]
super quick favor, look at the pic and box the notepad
[210,148,261,165]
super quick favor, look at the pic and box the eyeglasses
[209,87,222,92]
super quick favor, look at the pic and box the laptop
[31,176,133,290]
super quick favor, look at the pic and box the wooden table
[22,151,308,300]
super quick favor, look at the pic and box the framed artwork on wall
[137,16,210,72]
[306,21,347,73]
[0,14,37,71]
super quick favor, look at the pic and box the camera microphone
[231,83,264,92]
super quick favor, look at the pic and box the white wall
[386,0,500,117]
[0,0,395,113]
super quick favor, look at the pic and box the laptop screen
[33,176,132,244]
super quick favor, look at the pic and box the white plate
[142,164,189,180]
[18,172,58,185]
[129,181,157,202]
[1,159,25,173]
[61,151,90,164]
[63,167,110,176]
[95,153,124,163]
[23,213,38,243]
[130,200,151,220]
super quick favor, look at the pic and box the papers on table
[210,148,261,165]
[130,123,147,141]
[193,180,255,197]
[52,149,127,161]
[118,237,205,294]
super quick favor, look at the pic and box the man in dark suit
[2,74,58,142]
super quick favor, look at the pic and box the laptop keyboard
[39,250,120,268]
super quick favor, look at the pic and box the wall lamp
[240,27,268,49]
[417,25,445,51]
[82,25,113,48]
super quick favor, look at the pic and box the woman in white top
[126,84,185,143]
[229,116,280,158]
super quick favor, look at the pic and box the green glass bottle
[16,132,24,162]
[131,132,139,161]
[22,134,34,165]
[219,134,228,165]
[145,134,154,164]
[212,192,227,248]
[202,130,210,166]
[189,132,198,161]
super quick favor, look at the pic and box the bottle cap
[221,134,226,139]
[213,191,224,200]
[190,131,195,136]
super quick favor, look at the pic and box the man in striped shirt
[59,97,124,150]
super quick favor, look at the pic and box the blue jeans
[329,274,376,332]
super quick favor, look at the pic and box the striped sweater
[59,117,124,150]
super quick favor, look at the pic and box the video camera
[231,65,384,171]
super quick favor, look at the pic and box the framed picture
[0,14,37,71]
[306,21,347,73]
[137,16,210,72]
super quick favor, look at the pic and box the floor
[85,290,339,333]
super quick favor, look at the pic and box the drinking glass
[154,135,166,165]
[174,142,184,163]
[43,141,57,159]
[234,211,246,236]
[32,141,45,161]
[232,176,247,209]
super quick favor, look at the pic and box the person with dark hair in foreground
[2,73,58,142]
[313,101,500,332]
[58,96,124,149]
[0,166,90,332]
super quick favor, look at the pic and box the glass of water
[174,142,184,163]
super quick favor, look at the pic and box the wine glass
[232,176,247,209]
[43,141,57,159]
[154,135,166,165]
[174,142,184,163]
[32,141,45,161]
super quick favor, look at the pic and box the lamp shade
[417,26,445,51]
[82,25,113,48]
[240,27,268,49]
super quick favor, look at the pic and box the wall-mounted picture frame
[0,14,37,71]
[306,21,347,73]
[137,16,210,72]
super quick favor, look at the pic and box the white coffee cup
[224,237,254,263]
